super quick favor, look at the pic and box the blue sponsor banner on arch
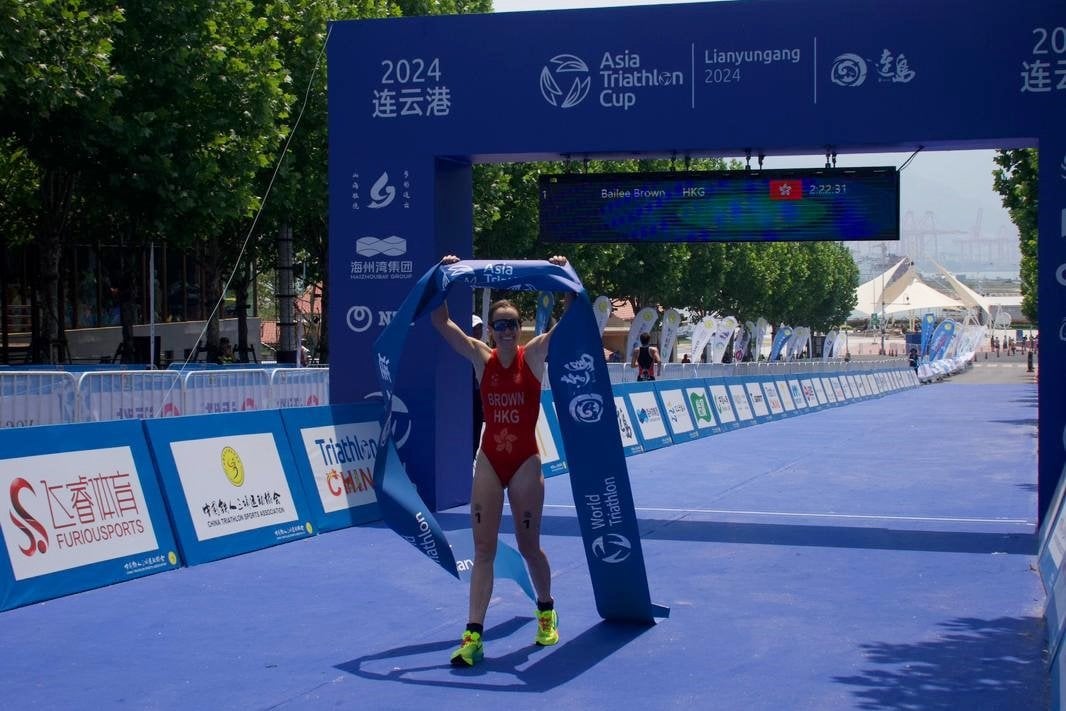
[0,420,180,611]
[144,411,314,566]
[279,403,384,534]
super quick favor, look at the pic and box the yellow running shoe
[535,609,559,646]
[450,630,484,667]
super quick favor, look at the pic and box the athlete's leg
[506,455,551,604]
[468,451,505,626]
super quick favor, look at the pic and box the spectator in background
[631,331,661,381]
[681,353,692,364]
[217,337,235,364]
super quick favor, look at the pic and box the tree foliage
[992,149,1037,323]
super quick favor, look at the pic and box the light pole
[879,271,886,355]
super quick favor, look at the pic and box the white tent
[933,261,994,323]
[853,258,910,317]
[881,279,964,315]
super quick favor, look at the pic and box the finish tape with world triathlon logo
[373,259,667,623]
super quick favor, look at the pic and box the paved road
[935,351,1039,385]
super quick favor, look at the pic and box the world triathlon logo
[591,533,631,564]
[831,53,867,87]
[540,54,591,108]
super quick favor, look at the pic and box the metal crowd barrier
[0,368,331,429]
[0,371,78,428]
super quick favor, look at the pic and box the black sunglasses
[491,318,520,332]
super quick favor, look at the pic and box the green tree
[992,149,1037,323]
[0,0,125,361]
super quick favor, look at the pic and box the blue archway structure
[327,0,1065,573]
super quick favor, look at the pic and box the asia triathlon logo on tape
[541,50,684,111]
[540,54,591,108]
[367,172,395,209]
[9,478,48,556]
[832,49,916,87]
[569,393,604,423]
[220,446,245,487]
[441,263,475,290]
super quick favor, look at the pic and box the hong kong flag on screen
[769,179,803,200]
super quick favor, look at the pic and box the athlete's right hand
[441,255,460,265]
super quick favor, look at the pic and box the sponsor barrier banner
[706,380,741,431]
[773,380,797,413]
[536,390,570,478]
[727,382,757,424]
[683,383,721,437]
[799,379,823,409]
[143,411,314,566]
[817,377,837,405]
[374,260,665,622]
[653,382,701,444]
[612,394,645,457]
[279,403,383,533]
[759,379,786,418]
[744,381,773,423]
[0,420,180,611]
[619,383,673,451]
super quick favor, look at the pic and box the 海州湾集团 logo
[540,54,591,108]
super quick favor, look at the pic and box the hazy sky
[492,0,1020,259]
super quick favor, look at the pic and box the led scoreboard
[538,167,899,243]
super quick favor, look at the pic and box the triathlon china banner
[373,259,666,623]
[659,308,682,363]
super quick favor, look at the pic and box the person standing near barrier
[631,331,661,381]
[431,254,570,667]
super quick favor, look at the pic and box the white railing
[0,368,330,428]
[0,371,78,428]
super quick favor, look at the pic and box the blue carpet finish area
[0,383,1046,709]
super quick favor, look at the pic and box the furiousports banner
[373,259,666,623]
